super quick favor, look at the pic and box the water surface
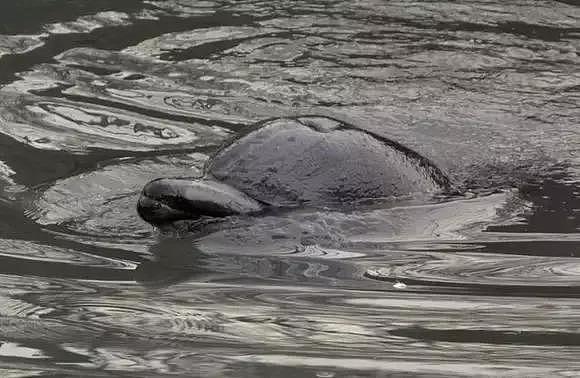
[0,0,579,376]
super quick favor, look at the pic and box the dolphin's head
[137,177,264,225]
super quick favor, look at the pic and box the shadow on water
[134,236,350,288]
[391,327,580,347]
[0,133,120,187]
[134,239,214,287]
[487,179,580,234]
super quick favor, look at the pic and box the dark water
[0,0,578,376]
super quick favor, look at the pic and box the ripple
[189,192,513,255]
[44,11,132,35]
[365,251,580,294]
[144,0,217,17]
[0,160,19,192]
[0,239,135,269]
[26,153,209,239]
[0,34,47,59]
[0,92,227,153]
[228,354,559,376]
[123,26,276,61]
[0,316,101,344]
[11,47,284,126]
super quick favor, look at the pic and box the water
[0,0,578,376]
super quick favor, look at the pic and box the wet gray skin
[137,116,451,224]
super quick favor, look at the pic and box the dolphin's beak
[137,177,264,225]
